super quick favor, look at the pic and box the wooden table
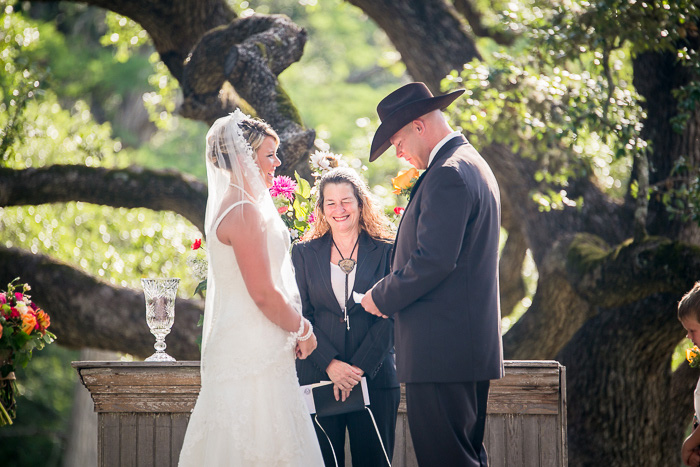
[73,360,567,467]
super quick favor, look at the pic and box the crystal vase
[141,278,179,362]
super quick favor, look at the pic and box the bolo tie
[332,236,359,331]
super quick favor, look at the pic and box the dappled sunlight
[1,203,201,295]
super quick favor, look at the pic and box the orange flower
[392,168,420,194]
[21,312,37,335]
[36,309,50,331]
[0,321,3,337]
[687,346,700,368]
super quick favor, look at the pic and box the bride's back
[200,199,297,382]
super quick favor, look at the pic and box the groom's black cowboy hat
[369,82,464,162]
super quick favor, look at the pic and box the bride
[178,110,324,466]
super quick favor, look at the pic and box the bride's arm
[216,204,311,336]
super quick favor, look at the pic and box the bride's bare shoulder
[216,201,262,245]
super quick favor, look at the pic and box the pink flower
[270,176,297,201]
[278,205,289,214]
[0,293,5,305]
[15,292,23,302]
[308,213,316,224]
[394,207,405,216]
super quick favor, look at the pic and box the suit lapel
[349,232,379,307]
[309,234,341,314]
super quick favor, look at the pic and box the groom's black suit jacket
[372,135,504,383]
[291,231,399,389]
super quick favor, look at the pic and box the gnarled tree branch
[35,0,314,172]
[0,166,207,232]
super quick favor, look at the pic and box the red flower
[394,207,405,216]
[277,205,289,214]
[10,308,20,319]
[191,239,202,250]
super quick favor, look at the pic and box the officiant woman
[291,167,400,466]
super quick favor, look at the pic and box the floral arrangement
[271,174,312,241]
[0,279,55,426]
[687,346,700,368]
[271,150,349,241]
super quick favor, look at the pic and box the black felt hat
[369,82,464,162]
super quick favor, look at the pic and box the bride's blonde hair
[207,116,279,170]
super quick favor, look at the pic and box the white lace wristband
[298,319,314,342]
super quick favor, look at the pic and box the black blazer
[291,231,399,389]
[372,135,505,384]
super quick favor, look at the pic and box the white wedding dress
[178,198,324,466]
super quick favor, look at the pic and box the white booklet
[300,376,370,415]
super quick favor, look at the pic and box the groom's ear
[412,119,425,135]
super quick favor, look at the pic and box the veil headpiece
[204,109,270,234]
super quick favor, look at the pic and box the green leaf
[295,171,312,199]
[194,280,207,297]
[293,197,309,219]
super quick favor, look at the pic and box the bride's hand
[295,333,317,359]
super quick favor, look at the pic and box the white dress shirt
[427,130,462,168]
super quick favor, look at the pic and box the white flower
[309,150,345,174]
[15,301,28,316]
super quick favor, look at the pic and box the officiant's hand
[333,384,353,402]
[295,333,317,359]
[361,289,387,318]
[326,359,362,400]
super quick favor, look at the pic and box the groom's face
[389,121,429,170]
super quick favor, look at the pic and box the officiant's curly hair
[207,116,279,170]
[303,167,394,241]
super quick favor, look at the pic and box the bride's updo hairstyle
[207,116,279,171]
[304,167,393,242]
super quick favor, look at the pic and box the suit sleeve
[349,243,394,378]
[290,243,340,372]
[372,166,471,316]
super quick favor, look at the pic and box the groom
[361,82,504,466]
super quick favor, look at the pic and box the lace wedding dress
[178,111,323,466]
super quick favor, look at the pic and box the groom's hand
[361,289,387,318]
